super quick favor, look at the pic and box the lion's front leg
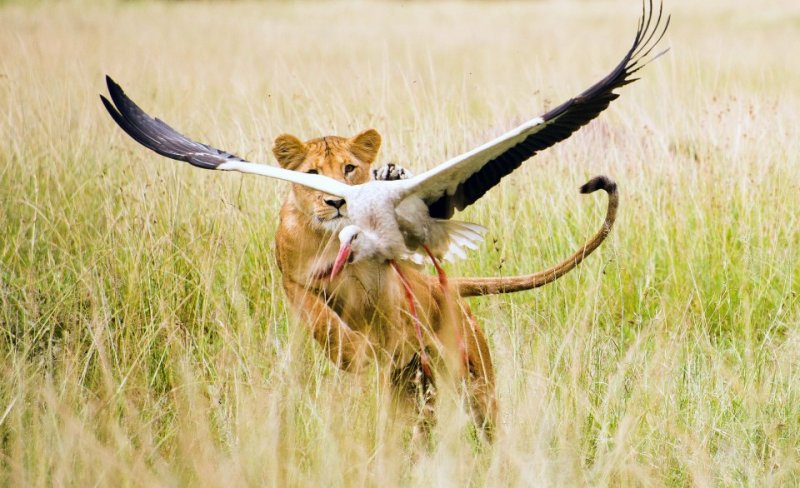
[283,280,375,372]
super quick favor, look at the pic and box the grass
[1,0,799,485]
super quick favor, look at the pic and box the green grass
[1,0,799,485]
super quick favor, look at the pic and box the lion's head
[272,129,381,232]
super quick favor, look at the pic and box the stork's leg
[422,245,468,368]
[423,245,448,289]
[390,260,433,380]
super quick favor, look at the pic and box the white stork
[101,0,668,376]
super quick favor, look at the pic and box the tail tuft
[580,175,617,194]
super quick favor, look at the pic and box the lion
[272,128,617,438]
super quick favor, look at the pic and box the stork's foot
[419,352,433,380]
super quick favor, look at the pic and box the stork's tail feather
[453,175,618,296]
[441,221,487,262]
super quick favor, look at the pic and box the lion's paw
[372,163,413,181]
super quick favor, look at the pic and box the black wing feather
[100,75,248,169]
[427,0,669,219]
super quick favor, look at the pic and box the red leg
[422,246,468,369]
[390,260,432,379]
[423,245,448,289]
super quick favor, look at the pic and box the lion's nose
[324,198,346,210]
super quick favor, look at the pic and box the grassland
[1,0,799,485]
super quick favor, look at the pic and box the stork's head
[330,225,383,280]
[272,130,381,233]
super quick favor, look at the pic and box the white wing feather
[216,161,353,198]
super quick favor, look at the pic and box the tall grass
[1,0,798,485]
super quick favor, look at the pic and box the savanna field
[1,0,799,485]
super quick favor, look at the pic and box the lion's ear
[272,134,308,169]
[349,129,381,165]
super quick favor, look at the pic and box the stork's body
[318,181,475,377]
[345,180,408,258]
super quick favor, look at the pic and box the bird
[101,0,669,376]
[101,1,668,274]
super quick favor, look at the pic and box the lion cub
[272,129,619,438]
[273,129,496,434]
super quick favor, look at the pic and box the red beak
[330,243,352,280]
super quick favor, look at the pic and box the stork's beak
[330,242,352,280]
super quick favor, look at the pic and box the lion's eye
[306,169,319,175]
[344,164,356,175]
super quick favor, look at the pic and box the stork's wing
[100,76,351,198]
[406,0,669,219]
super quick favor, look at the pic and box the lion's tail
[453,175,618,297]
